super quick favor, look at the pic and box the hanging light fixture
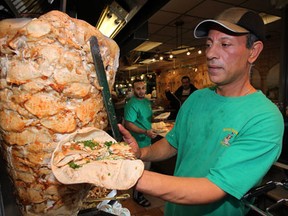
[96,1,128,38]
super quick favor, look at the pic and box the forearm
[140,138,177,162]
[124,120,146,134]
[124,120,156,138]
[136,171,226,205]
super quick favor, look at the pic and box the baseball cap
[194,7,265,41]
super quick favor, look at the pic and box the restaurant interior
[0,0,288,215]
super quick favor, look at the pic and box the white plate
[154,112,170,120]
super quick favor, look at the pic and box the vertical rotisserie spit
[0,10,119,215]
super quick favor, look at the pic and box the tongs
[84,193,130,203]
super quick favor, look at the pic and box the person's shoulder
[190,83,198,90]
[192,87,213,95]
[125,96,135,106]
[253,91,281,111]
[251,92,284,128]
[184,88,212,104]
[175,85,183,92]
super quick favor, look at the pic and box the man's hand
[118,124,141,158]
[146,129,157,139]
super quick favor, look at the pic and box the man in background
[165,76,197,118]
[124,79,157,207]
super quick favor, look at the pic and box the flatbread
[51,127,144,190]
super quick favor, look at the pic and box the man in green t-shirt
[119,7,284,216]
[124,79,157,207]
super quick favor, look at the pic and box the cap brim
[194,19,249,38]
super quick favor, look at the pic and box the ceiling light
[186,51,191,55]
[96,1,128,38]
[169,54,173,59]
[123,66,138,71]
[198,50,202,55]
[134,41,162,52]
[159,56,164,61]
[139,59,155,64]
[166,46,195,56]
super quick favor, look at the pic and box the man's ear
[248,41,264,64]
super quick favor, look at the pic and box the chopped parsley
[68,161,82,169]
[104,141,113,147]
[78,140,98,149]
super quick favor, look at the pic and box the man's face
[205,29,251,87]
[133,81,146,99]
[181,78,190,90]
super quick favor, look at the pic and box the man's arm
[140,137,177,162]
[136,171,226,205]
[118,124,175,161]
[124,120,146,134]
[139,135,226,203]
[118,124,226,204]
[124,120,157,139]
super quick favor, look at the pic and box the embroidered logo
[221,128,238,146]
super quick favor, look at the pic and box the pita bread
[51,127,144,190]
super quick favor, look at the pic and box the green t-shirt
[165,88,284,216]
[124,96,153,148]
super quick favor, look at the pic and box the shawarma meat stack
[0,10,120,215]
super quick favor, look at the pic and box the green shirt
[124,96,153,148]
[165,87,284,216]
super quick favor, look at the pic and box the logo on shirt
[221,128,238,146]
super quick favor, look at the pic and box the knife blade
[84,193,130,203]
[89,36,122,142]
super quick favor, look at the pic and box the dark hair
[132,78,145,87]
[246,33,260,49]
[181,76,190,82]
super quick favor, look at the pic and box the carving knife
[84,193,130,202]
[89,36,122,142]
